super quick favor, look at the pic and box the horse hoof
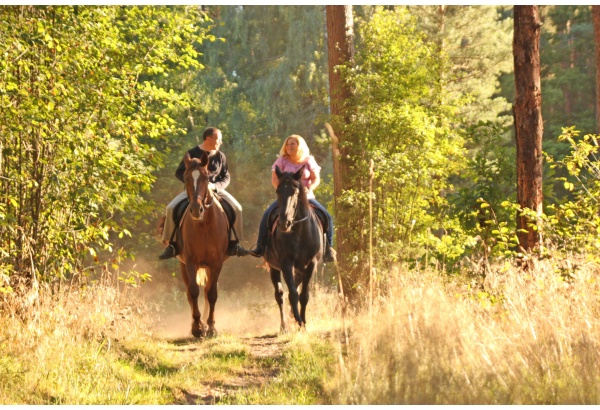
[192,325,205,339]
[206,329,218,338]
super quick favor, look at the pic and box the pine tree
[513,5,544,253]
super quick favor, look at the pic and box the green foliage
[338,7,466,275]
[0,6,214,285]
[452,126,600,273]
[409,5,513,125]
[543,128,600,256]
[540,5,595,153]
[192,6,332,224]
[450,121,516,231]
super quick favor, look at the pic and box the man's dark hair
[202,127,220,141]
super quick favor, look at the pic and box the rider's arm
[308,169,320,192]
[212,152,231,192]
[175,155,188,183]
[306,156,321,193]
[271,156,285,189]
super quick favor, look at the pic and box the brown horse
[177,151,229,338]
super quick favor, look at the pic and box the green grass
[0,283,338,404]
[220,333,336,404]
[4,256,599,404]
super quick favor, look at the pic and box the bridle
[187,167,215,212]
[278,179,309,230]
[191,189,214,209]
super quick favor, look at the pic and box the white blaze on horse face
[285,190,296,220]
[192,170,201,193]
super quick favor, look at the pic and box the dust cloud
[131,247,297,340]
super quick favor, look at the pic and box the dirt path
[170,334,288,405]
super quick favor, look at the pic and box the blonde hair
[279,134,310,162]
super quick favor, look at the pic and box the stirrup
[159,244,178,260]
[323,246,337,263]
[248,244,264,258]
[227,242,249,257]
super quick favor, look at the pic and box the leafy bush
[0,6,214,286]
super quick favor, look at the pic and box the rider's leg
[308,199,337,262]
[218,190,248,257]
[249,200,277,257]
[159,191,187,260]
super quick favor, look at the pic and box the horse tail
[196,267,207,287]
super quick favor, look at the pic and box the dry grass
[0,269,343,404]
[3,255,599,404]
[327,257,600,404]
[0,278,165,404]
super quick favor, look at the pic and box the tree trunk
[513,5,543,253]
[593,6,600,134]
[325,5,354,271]
[326,5,354,120]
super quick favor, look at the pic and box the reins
[282,180,311,230]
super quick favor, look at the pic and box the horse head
[275,165,307,233]
[183,151,214,221]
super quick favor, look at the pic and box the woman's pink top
[272,155,321,200]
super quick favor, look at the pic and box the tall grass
[3,256,599,404]
[327,258,600,404]
[0,278,168,404]
[0,272,341,404]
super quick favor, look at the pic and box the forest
[1,5,600,405]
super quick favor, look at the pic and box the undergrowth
[2,253,599,404]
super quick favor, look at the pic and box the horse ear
[184,152,192,168]
[293,165,305,181]
[199,151,209,167]
[275,165,283,179]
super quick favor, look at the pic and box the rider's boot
[159,242,178,260]
[249,244,264,258]
[227,240,249,257]
[323,246,337,263]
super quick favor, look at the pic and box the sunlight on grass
[326,258,600,404]
[1,256,599,404]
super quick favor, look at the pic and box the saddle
[173,195,236,229]
[171,195,236,250]
[267,204,327,234]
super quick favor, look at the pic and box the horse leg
[299,262,316,326]
[185,263,204,338]
[281,265,303,328]
[270,267,287,333]
[205,266,221,338]
[202,286,209,333]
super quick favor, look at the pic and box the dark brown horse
[177,151,229,338]
[264,165,324,332]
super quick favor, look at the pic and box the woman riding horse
[249,134,336,262]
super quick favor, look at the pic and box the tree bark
[326,6,354,120]
[326,5,354,269]
[593,6,600,134]
[513,5,543,252]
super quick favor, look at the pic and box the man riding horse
[159,126,249,259]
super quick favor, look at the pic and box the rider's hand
[208,182,216,192]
